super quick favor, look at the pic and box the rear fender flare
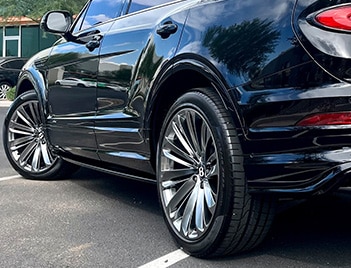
[147,56,244,130]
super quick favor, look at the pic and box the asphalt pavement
[0,103,350,267]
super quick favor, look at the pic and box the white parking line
[138,249,189,268]
[0,175,22,181]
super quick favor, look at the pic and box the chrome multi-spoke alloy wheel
[159,107,219,241]
[7,99,56,173]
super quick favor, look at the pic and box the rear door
[95,0,191,173]
[46,0,126,159]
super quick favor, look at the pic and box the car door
[95,0,191,173]
[45,0,126,160]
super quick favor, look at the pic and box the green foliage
[6,86,16,101]
[0,0,87,22]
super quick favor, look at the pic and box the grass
[6,87,16,101]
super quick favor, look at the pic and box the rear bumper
[247,153,351,196]
[244,127,351,196]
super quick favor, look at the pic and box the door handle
[86,35,103,52]
[86,40,100,51]
[156,22,178,39]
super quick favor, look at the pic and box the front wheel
[157,89,275,258]
[0,81,12,99]
[3,90,77,179]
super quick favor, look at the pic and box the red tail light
[297,112,351,126]
[315,6,351,31]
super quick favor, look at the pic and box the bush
[6,87,16,101]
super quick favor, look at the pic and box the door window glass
[73,0,126,33]
[2,59,27,69]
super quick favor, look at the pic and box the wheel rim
[0,83,10,99]
[159,108,219,241]
[7,99,57,173]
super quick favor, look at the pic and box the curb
[0,101,12,107]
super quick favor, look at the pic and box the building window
[3,26,21,57]
[21,26,39,58]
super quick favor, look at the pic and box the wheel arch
[147,56,243,169]
[16,76,34,96]
[15,68,50,127]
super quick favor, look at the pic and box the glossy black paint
[95,1,190,174]
[15,0,351,196]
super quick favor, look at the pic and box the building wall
[0,25,58,58]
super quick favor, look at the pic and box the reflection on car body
[4,0,351,258]
[55,77,96,87]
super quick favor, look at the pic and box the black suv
[4,0,351,258]
[0,57,27,99]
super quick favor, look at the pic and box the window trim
[126,0,184,15]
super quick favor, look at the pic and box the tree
[0,0,87,22]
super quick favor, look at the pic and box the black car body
[4,0,351,258]
[0,57,27,99]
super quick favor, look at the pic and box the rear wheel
[3,90,77,179]
[157,89,275,257]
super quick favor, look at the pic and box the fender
[16,46,55,122]
[147,54,244,131]
[16,67,49,124]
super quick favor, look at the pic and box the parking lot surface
[1,104,351,267]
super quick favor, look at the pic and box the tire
[0,81,12,99]
[157,89,275,258]
[3,90,77,180]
